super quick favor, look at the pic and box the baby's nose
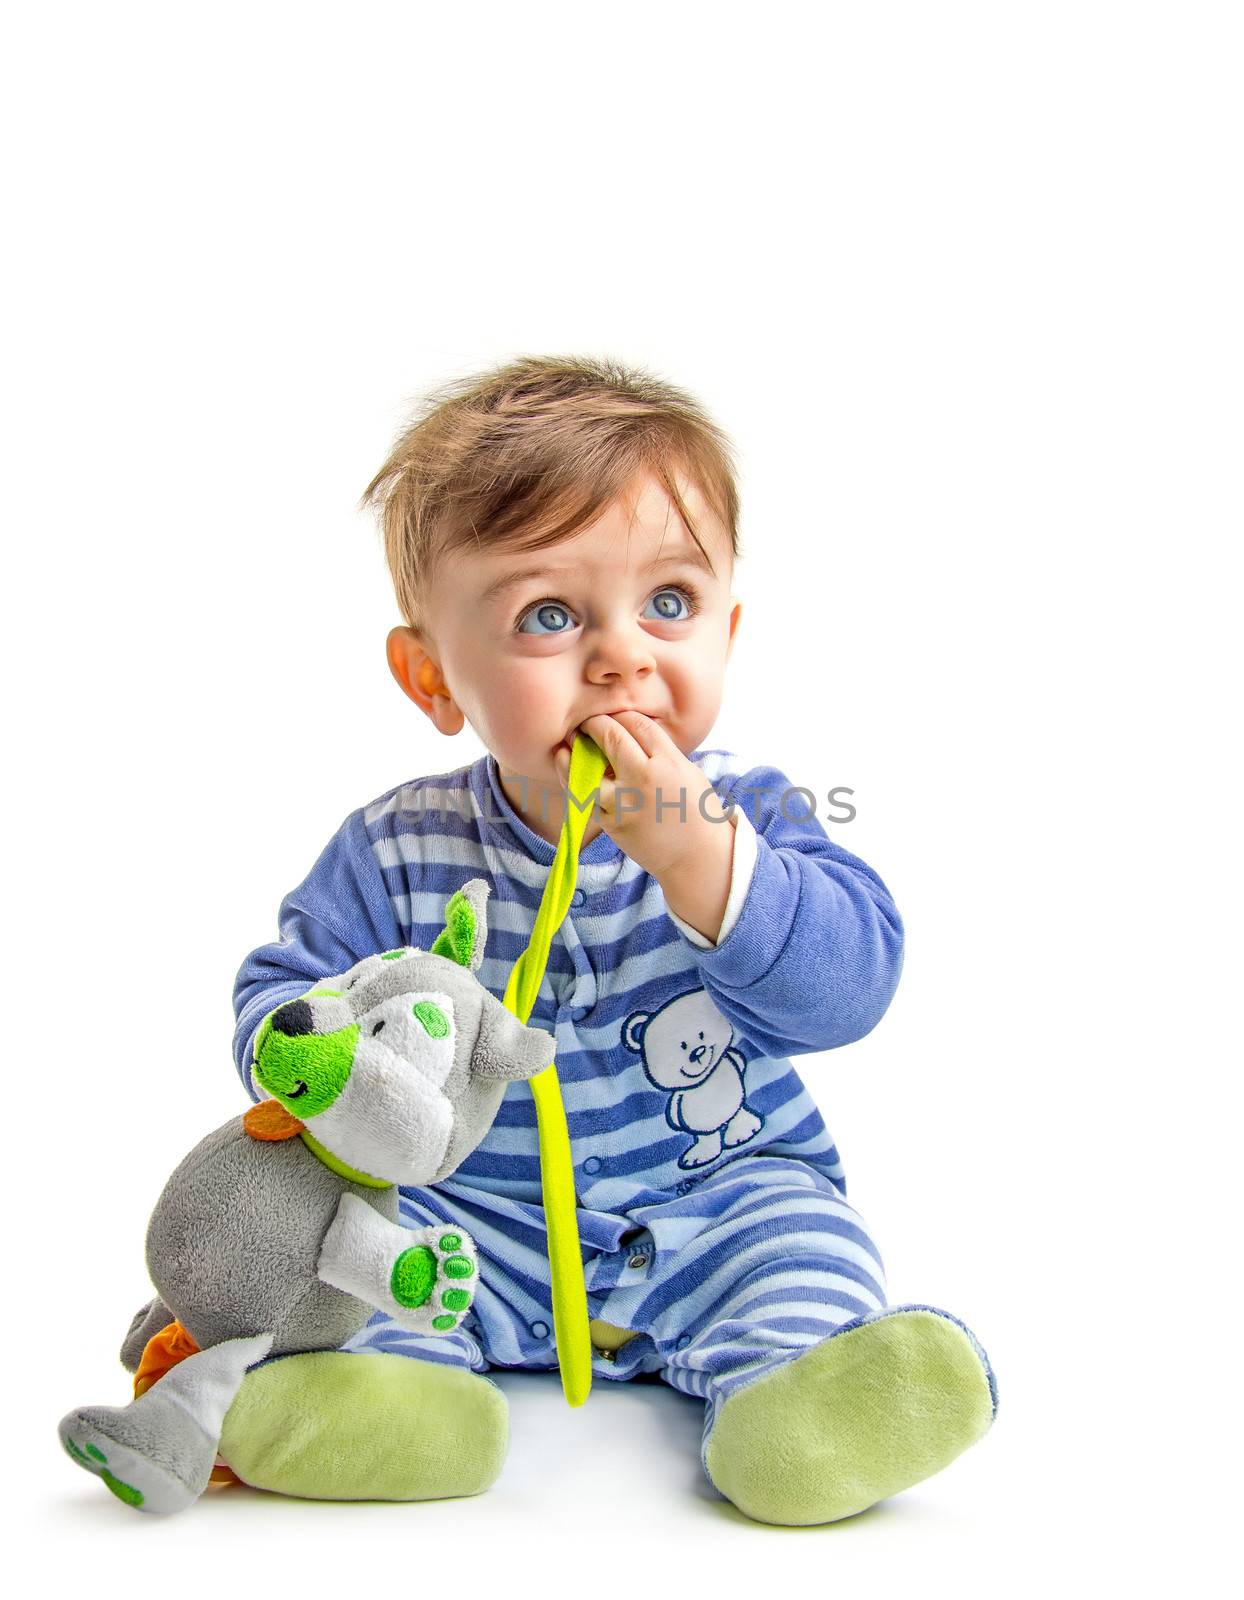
[587,625,657,682]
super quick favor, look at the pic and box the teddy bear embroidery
[623,989,764,1170]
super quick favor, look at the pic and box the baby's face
[412,470,740,834]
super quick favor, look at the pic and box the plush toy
[58,880,554,1515]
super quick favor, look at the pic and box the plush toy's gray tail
[60,1334,272,1514]
[120,1297,175,1374]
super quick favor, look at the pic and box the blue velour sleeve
[671,763,905,1059]
[231,807,402,1096]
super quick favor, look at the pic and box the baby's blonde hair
[362,355,740,633]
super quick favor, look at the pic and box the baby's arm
[232,807,403,1097]
[666,761,904,1059]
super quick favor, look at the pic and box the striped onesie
[233,747,960,1464]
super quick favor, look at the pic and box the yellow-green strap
[501,733,607,1407]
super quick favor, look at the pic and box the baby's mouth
[560,713,662,750]
[557,735,616,782]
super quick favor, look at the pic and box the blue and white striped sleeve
[231,806,403,1097]
[668,763,905,1059]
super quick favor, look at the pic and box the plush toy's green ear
[430,879,489,971]
[430,896,475,967]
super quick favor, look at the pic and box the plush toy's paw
[703,1306,997,1526]
[390,1225,477,1333]
[60,1336,272,1517]
[60,1409,198,1515]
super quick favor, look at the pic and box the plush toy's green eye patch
[412,1001,450,1038]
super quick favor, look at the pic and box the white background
[3,3,1239,1596]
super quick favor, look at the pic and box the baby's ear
[386,627,466,735]
[430,879,490,972]
[471,995,554,1081]
[726,597,743,661]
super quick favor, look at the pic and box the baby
[221,355,997,1524]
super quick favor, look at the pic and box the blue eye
[517,601,577,635]
[643,588,692,621]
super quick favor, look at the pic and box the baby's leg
[647,1161,997,1525]
[217,1188,506,1503]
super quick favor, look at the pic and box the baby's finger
[611,710,679,762]
[578,713,647,782]
[594,775,653,825]
[553,744,571,790]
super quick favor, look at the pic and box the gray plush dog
[59,880,552,1515]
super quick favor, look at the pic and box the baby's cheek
[657,656,725,746]
[478,662,565,747]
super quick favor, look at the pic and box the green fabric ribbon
[502,733,608,1406]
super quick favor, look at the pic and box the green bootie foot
[218,1351,507,1502]
[704,1307,996,1526]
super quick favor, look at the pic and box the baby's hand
[555,713,736,939]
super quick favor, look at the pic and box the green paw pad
[391,1246,437,1307]
[390,1230,477,1331]
[102,1470,145,1506]
[63,1437,144,1507]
